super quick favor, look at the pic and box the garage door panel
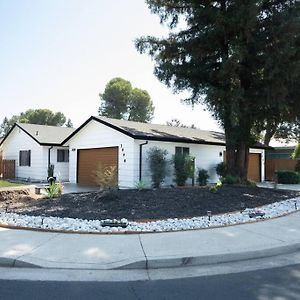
[247,153,261,182]
[78,147,118,186]
[224,151,261,182]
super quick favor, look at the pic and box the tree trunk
[263,123,277,146]
[236,142,249,181]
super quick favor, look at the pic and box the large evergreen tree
[136,0,300,180]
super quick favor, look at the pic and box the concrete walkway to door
[257,182,300,191]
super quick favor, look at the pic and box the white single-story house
[62,116,265,188]
[0,123,75,182]
[0,117,266,187]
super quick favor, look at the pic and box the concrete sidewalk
[0,211,300,270]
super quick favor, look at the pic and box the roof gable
[0,123,76,146]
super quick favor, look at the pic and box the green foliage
[135,180,146,191]
[276,171,300,184]
[209,181,222,193]
[128,88,154,122]
[166,118,196,128]
[209,185,217,193]
[222,175,241,185]
[216,162,228,179]
[65,119,73,128]
[136,1,300,179]
[46,182,60,199]
[172,154,194,186]
[0,109,68,136]
[147,147,168,188]
[292,144,300,160]
[98,77,154,123]
[197,168,209,186]
[295,161,300,172]
[99,77,132,119]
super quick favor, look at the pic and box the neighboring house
[62,116,266,188]
[0,123,75,182]
[265,146,299,181]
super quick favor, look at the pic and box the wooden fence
[265,159,298,181]
[1,160,15,180]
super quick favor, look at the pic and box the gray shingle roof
[17,123,76,145]
[93,116,226,145]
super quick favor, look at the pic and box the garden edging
[0,196,300,234]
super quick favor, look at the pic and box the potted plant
[47,164,56,185]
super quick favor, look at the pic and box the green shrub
[276,171,300,184]
[197,168,209,186]
[216,162,227,178]
[222,175,241,184]
[172,154,194,186]
[46,182,59,198]
[135,180,146,191]
[147,147,169,188]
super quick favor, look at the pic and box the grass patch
[0,180,23,188]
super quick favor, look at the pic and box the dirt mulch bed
[1,185,299,221]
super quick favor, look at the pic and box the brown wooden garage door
[77,147,118,186]
[247,153,261,182]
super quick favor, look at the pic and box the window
[175,147,190,156]
[57,149,69,162]
[19,150,31,166]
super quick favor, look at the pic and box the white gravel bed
[0,197,300,233]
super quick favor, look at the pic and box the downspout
[139,141,148,181]
[48,146,53,167]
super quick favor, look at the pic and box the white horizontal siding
[48,147,70,182]
[135,141,265,188]
[66,120,136,188]
[2,127,45,181]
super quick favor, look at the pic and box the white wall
[66,120,265,188]
[46,147,70,182]
[135,141,265,188]
[66,120,136,188]
[2,127,45,181]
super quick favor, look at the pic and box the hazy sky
[0,0,221,131]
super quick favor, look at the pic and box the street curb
[0,257,41,268]
[118,242,300,270]
[2,242,300,271]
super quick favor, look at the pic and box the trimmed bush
[172,154,194,186]
[197,168,209,186]
[147,147,169,188]
[276,171,300,184]
[222,175,241,184]
[216,162,227,178]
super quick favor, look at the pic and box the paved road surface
[1,263,300,300]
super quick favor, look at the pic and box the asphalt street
[1,263,300,300]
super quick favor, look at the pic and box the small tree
[172,154,194,186]
[197,169,209,186]
[216,162,228,179]
[147,147,168,188]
